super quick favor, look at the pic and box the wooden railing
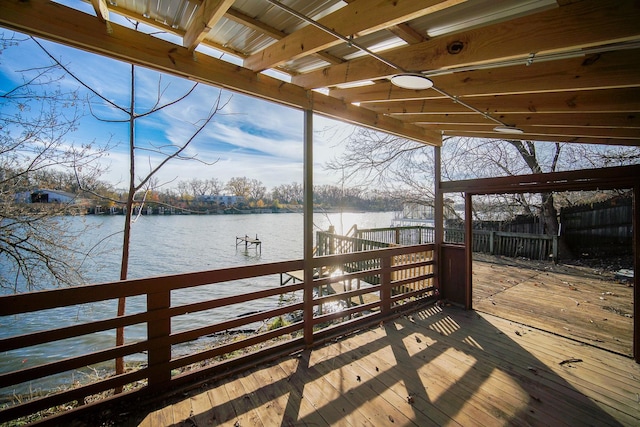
[355,226,558,261]
[0,244,435,425]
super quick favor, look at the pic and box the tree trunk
[115,64,136,392]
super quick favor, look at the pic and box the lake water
[0,211,396,396]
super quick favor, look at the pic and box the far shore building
[195,194,244,206]
[14,189,79,204]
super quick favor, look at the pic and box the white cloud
[1,27,357,191]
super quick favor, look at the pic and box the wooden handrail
[0,244,435,425]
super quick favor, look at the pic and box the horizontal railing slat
[0,341,148,388]
[0,260,304,315]
[0,310,151,352]
[167,282,304,319]
[169,323,304,370]
[167,302,305,347]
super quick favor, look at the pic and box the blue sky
[0,3,354,191]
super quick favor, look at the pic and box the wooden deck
[472,254,634,357]
[108,304,639,427]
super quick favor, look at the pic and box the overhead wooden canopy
[1,0,639,147]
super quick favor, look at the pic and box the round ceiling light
[493,125,524,134]
[390,73,434,90]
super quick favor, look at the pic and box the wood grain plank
[236,362,303,426]
[220,373,262,426]
[305,334,427,426]
[438,309,640,425]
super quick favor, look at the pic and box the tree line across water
[6,168,403,213]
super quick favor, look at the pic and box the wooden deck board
[235,363,301,426]
[127,304,640,427]
[472,255,634,356]
[222,373,262,426]
[304,345,420,426]
[455,310,640,425]
[441,311,635,426]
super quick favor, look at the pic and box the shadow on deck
[97,305,639,426]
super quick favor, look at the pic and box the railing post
[552,234,559,262]
[489,231,495,254]
[147,290,171,386]
[328,226,336,255]
[381,255,392,314]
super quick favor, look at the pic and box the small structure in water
[236,234,261,253]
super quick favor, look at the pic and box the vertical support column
[147,290,171,386]
[464,192,473,310]
[434,146,444,295]
[633,183,639,363]
[303,108,314,347]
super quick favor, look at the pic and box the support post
[303,109,314,347]
[633,183,639,363]
[464,192,473,310]
[434,146,444,295]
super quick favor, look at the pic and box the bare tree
[207,177,225,195]
[187,178,211,198]
[0,35,109,292]
[33,36,229,384]
[248,178,266,202]
[327,127,640,243]
[271,182,303,204]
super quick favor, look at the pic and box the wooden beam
[419,122,639,139]
[441,164,640,195]
[243,0,464,72]
[440,132,639,147]
[388,22,427,45]
[224,7,286,40]
[293,0,640,89]
[90,0,109,23]
[310,91,442,146]
[224,7,344,66]
[183,0,235,51]
[443,129,639,147]
[366,88,640,115]
[0,0,440,146]
[330,49,640,102]
[399,112,640,129]
[96,2,248,58]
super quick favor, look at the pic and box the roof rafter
[293,0,640,89]
[0,0,441,146]
[244,0,465,72]
[183,0,236,51]
[367,88,640,115]
[330,49,640,103]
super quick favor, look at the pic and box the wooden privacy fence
[561,196,632,256]
[0,244,435,425]
[353,226,558,261]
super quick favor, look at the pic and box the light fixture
[493,125,524,134]
[390,73,434,90]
